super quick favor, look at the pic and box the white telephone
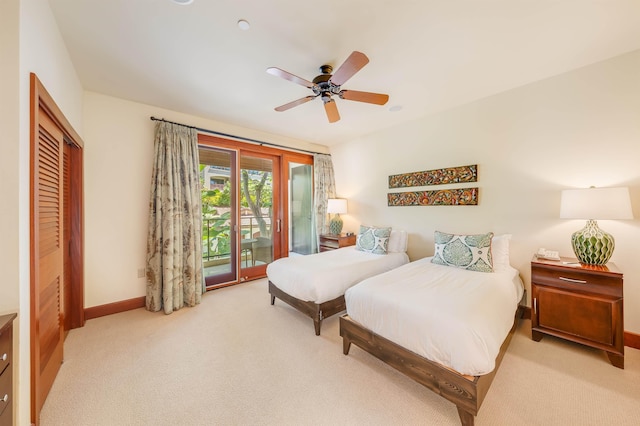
[537,248,561,261]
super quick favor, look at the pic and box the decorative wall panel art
[387,164,478,206]
[388,164,477,189]
[387,187,478,206]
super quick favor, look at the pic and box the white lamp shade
[560,187,633,220]
[327,198,348,214]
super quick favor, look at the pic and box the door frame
[238,149,282,280]
[288,160,315,255]
[198,134,313,285]
[199,145,239,287]
[282,153,314,254]
[30,73,85,424]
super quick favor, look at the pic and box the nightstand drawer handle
[0,394,7,403]
[559,276,587,284]
[1,353,6,361]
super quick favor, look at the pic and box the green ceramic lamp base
[329,214,343,235]
[571,219,615,265]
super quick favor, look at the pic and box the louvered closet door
[32,107,65,421]
[62,143,71,332]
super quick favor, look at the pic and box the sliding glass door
[289,162,315,255]
[200,147,237,287]
[238,152,279,279]
[200,134,310,288]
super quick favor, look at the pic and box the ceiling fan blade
[324,99,340,123]
[330,51,370,86]
[274,95,317,112]
[340,90,389,105]
[266,67,315,88]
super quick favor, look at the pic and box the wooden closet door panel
[62,143,71,332]
[30,73,85,425]
[31,107,64,421]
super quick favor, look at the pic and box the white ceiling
[49,0,640,146]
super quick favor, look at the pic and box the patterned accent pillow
[355,225,392,255]
[431,231,494,272]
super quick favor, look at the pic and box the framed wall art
[387,187,478,206]
[388,164,477,189]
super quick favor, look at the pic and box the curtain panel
[146,122,204,314]
[313,154,336,250]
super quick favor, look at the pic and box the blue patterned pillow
[431,231,494,272]
[355,225,391,254]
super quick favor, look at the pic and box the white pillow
[491,234,512,271]
[387,230,408,253]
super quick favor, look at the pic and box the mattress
[266,246,410,304]
[345,257,524,376]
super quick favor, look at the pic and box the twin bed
[342,252,524,425]
[266,229,409,335]
[267,230,524,425]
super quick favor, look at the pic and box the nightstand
[319,233,356,252]
[530,256,624,368]
[0,313,16,426]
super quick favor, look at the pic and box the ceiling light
[172,0,194,5]
[389,105,402,112]
[237,19,250,30]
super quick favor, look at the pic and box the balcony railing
[202,215,271,262]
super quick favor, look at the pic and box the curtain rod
[149,116,327,156]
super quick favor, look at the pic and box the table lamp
[560,186,633,265]
[327,198,348,235]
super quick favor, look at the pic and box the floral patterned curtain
[146,122,204,314]
[313,154,336,250]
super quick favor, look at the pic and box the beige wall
[0,0,20,314]
[82,92,328,307]
[330,49,640,333]
[1,0,86,423]
[5,2,640,420]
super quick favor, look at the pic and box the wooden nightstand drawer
[0,328,10,377]
[0,366,10,419]
[531,265,622,298]
[0,314,16,426]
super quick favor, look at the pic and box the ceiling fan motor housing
[313,64,342,100]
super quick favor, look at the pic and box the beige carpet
[41,278,640,425]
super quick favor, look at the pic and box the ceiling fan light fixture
[237,19,250,30]
[171,0,194,5]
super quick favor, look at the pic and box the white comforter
[345,257,524,376]
[266,246,410,304]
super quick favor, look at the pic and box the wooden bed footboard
[268,281,346,335]
[339,305,523,426]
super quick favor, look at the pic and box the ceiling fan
[266,51,389,123]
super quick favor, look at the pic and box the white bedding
[345,257,524,376]
[266,246,410,304]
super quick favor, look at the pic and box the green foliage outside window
[200,166,273,260]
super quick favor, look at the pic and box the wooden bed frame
[269,281,346,335]
[340,304,524,426]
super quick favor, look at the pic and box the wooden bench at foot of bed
[269,281,346,336]
[339,306,524,426]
